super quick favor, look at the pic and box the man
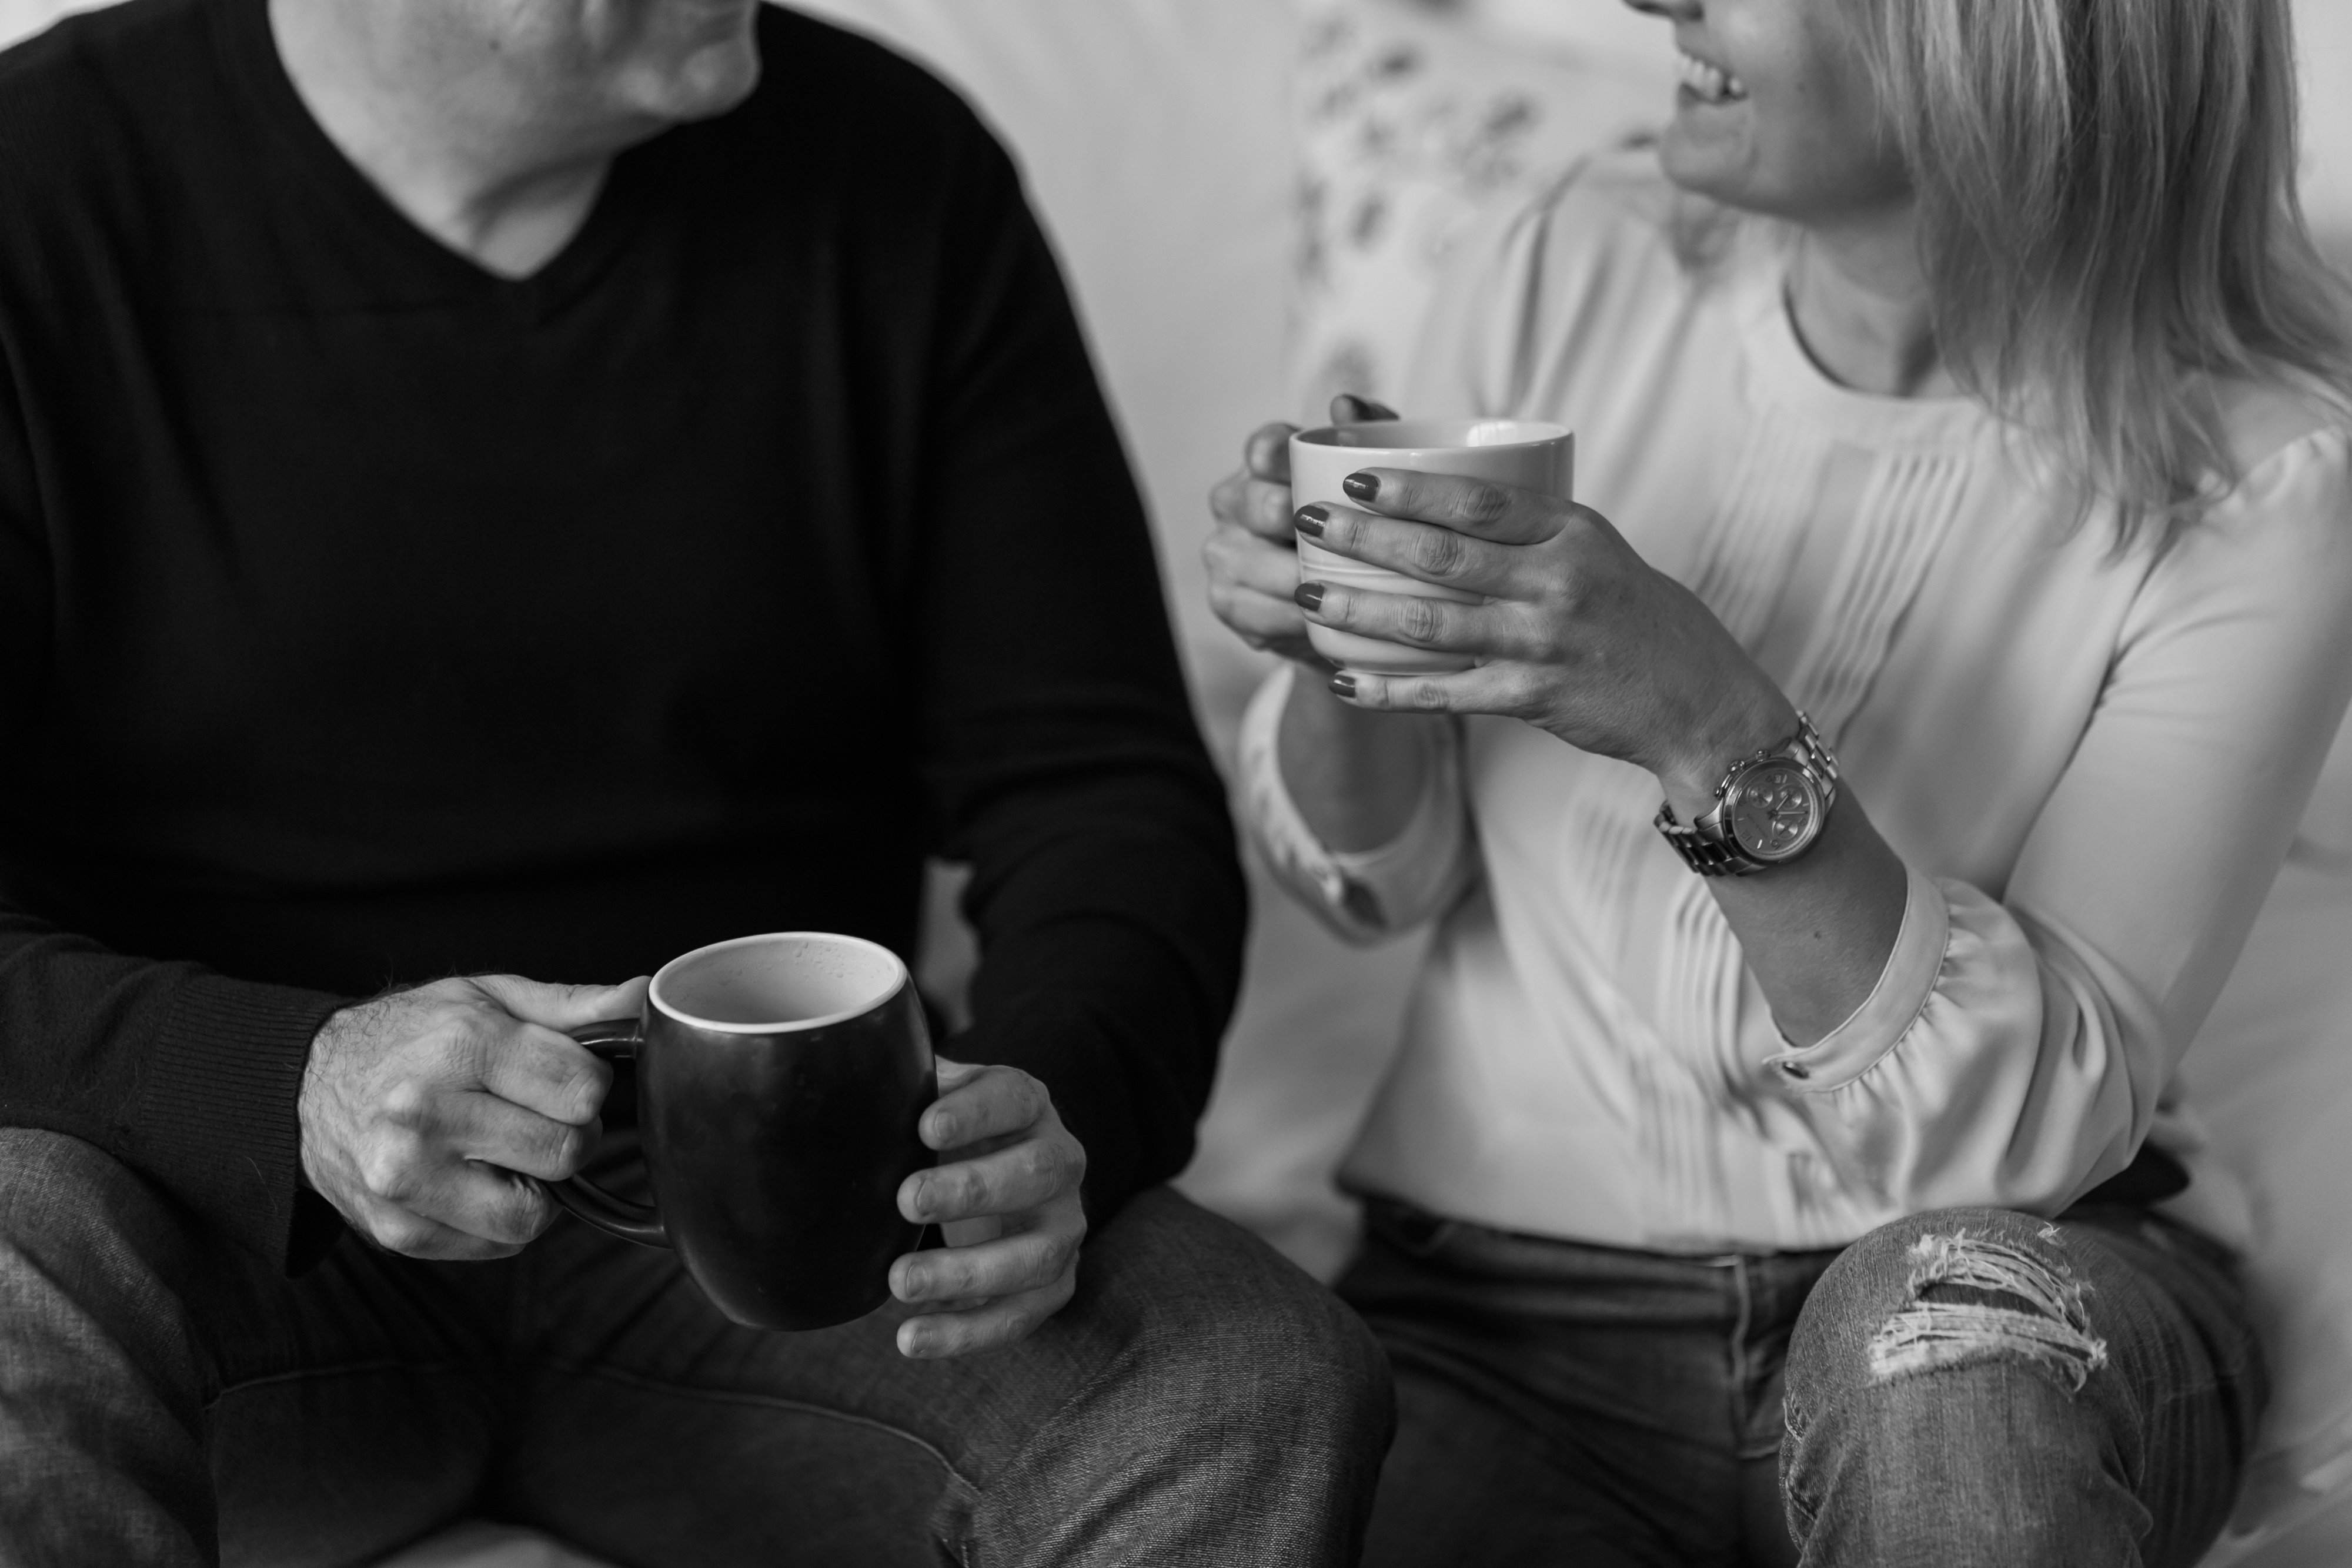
[0,1,1389,1562]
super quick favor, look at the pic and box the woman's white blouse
[1240,154,2352,1255]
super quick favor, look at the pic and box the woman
[1205,1,2352,1563]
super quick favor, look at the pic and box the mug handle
[550,1019,670,1250]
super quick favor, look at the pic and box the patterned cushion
[1288,0,1666,419]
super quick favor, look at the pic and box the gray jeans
[0,1129,1392,1567]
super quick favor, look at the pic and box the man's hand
[889,1059,1088,1358]
[298,974,648,1261]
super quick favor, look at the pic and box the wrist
[1658,686,1800,820]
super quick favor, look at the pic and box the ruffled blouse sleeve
[1765,430,2352,1213]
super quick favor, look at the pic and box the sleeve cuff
[1765,865,1950,1092]
[1237,663,1468,940]
[126,974,352,1275]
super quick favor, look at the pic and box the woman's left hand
[1294,467,1793,803]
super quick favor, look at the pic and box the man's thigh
[203,1225,517,1566]
[497,1186,1392,1568]
[0,1128,516,1568]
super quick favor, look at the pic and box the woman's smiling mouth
[1677,49,1748,105]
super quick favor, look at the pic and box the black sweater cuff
[128,974,350,1275]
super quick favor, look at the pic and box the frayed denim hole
[1917,1282,2034,1312]
[1863,1229,2110,1395]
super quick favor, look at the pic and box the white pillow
[2181,711,2352,1562]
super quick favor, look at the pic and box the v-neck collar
[211,0,653,323]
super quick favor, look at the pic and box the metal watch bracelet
[1653,712,1839,877]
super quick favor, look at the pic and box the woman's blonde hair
[1851,0,2352,547]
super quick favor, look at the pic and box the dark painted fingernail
[1294,504,1329,538]
[1342,472,1378,503]
[1294,581,1325,612]
[1329,673,1357,699]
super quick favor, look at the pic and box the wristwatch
[1654,712,1839,877]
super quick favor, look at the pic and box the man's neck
[268,0,660,280]
[1785,206,1954,400]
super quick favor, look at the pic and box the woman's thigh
[1781,1205,2264,1568]
[1362,1357,1704,1568]
[1341,1203,1824,1568]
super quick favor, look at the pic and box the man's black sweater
[0,0,1244,1271]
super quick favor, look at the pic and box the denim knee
[1781,1208,2130,1561]
[0,1130,202,1370]
[1090,1188,1393,1454]
[0,1129,188,1266]
[1788,1208,2110,1414]
[0,1132,219,1559]
[956,1188,1394,1564]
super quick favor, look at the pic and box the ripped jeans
[1341,1196,2264,1568]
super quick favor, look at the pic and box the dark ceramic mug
[554,931,935,1331]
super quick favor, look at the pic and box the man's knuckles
[928,1139,1083,1219]
[1035,1221,1084,1280]
[516,1118,594,1181]
[479,1180,555,1245]
[903,1225,1077,1302]
[922,1164,996,1219]
[377,1077,433,1129]
[1024,1134,1083,1194]
[938,1065,1039,1136]
[541,1051,611,1125]
[358,1130,430,1202]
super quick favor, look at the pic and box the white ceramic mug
[1291,417,1574,676]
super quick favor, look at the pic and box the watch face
[1726,761,1822,861]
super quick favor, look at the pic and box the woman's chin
[1656,115,1762,209]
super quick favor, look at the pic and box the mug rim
[649,930,910,1036]
[1292,417,1570,455]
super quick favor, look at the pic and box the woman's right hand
[1205,395,1395,665]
